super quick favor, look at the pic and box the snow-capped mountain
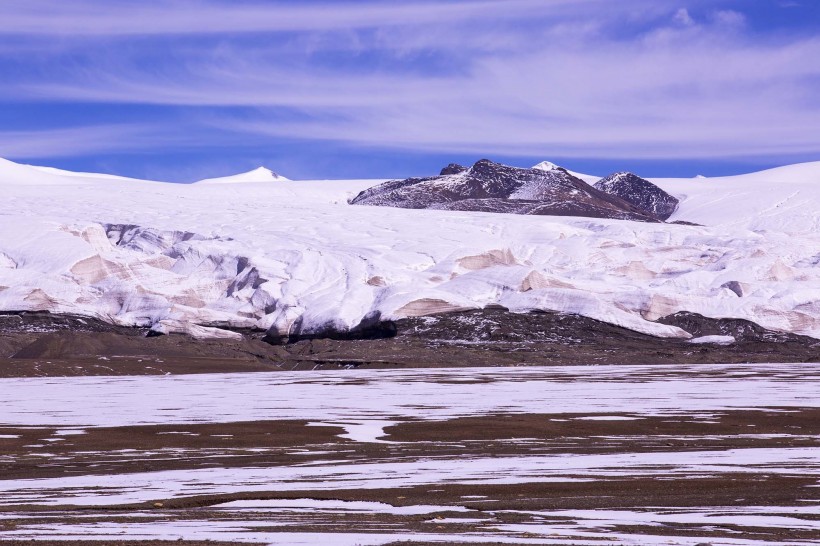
[0,157,818,342]
[532,160,599,184]
[195,166,289,184]
[350,159,660,222]
[531,160,560,171]
[594,172,680,221]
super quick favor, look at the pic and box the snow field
[1,157,819,340]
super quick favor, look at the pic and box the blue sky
[1,0,819,181]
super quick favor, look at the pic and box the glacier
[0,157,818,341]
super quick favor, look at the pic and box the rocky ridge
[351,159,679,223]
[351,160,666,221]
[594,171,680,221]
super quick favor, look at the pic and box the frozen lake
[2,362,819,428]
[1,362,819,544]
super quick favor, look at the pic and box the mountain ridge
[350,159,673,223]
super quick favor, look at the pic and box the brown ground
[1,407,818,543]
[1,309,818,377]
[1,310,818,544]
[2,409,818,483]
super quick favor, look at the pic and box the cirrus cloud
[0,0,818,173]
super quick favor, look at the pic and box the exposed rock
[439,163,467,176]
[104,223,206,253]
[350,159,659,222]
[593,172,680,221]
[383,308,811,346]
[720,281,747,297]
[263,311,397,345]
[656,311,809,343]
[0,310,284,365]
[1,311,133,335]
[2,308,818,375]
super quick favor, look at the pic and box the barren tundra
[1,363,820,545]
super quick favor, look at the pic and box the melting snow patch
[573,416,642,421]
[53,429,86,436]
[523,506,820,531]
[214,498,471,516]
[425,517,492,524]
[689,335,736,345]
[307,420,397,443]
[1,446,817,506]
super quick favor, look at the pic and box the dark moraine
[1,308,817,376]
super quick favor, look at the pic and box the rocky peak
[469,158,497,176]
[350,159,661,222]
[440,163,467,176]
[593,172,679,221]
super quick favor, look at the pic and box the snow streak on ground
[1,446,818,506]
[1,157,819,340]
[1,363,819,544]
[3,524,810,546]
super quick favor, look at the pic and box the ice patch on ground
[214,498,472,515]
[307,420,396,443]
[689,335,736,345]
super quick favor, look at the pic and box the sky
[0,0,819,182]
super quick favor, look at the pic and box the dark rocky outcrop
[2,309,817,376]
[656,311,808,343]
[350,159,660,222]
[263,312,397,345]
[440,163,467,176]
[593,172,679,221]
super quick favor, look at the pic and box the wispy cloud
[0,0,606,36]
[1,1,818,166]
[711,9,746,27]
[0,124,196,158]
[673,8,695,27]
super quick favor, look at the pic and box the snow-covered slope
[532,160,599,184]
[0,158,159,186]
[650,162,820,233]
[0,158,78,186]
[195,166,289,184]
[0,158,818,341]
[28,165,152,183]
